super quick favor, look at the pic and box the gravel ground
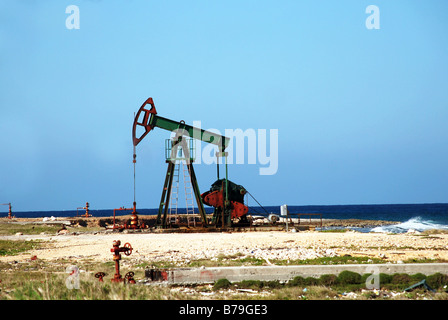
[2,228,448,265]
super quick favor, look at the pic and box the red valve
[95,272,106,282]
[110,240,133,283]
[123,242,133,256]
[124,271,136,284]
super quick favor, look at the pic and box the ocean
[5,203,448,234]
[282,203,448,234]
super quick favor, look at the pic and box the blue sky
[1,1,447,211]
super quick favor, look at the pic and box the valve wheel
[124,271,135,284]
[95,272,106,281]
[123,242,133,256]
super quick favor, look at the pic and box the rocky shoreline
[320,219,399,228]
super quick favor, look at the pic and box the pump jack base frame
[156,137,208,229]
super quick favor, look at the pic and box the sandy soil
[2,226,448,265]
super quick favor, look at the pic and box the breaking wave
[371,216,448,234]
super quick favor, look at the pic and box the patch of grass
[140,254,389,270]
[319,229,350,233]
[269,286,339,300]
[0,221,104,236]
[141,256,268,269]
[0,240,43,256]
[403,257,448,263]
[238,257,266,266]
[421,229,448,235]
[0,222,61,236]
[0,268,191,300]
[285,255,385,265]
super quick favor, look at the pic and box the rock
[58,229,69,235]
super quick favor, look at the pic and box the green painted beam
[150,114,230,151]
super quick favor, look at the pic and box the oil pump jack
[132,97,249,228]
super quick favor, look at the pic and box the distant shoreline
[2,216,399,229]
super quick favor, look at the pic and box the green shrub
[237,280,282,290]
[391,273,412,285]
[213,278,232,291]
[410,273,426,282]
[288,276,306,287]
[239,280,263,289]
[379,273,392,284]
[360,273,392,286]
[319,274,337,286]
[264,280,282,289]
[304,277,319,286]
[426,273,448,289]
[337,271,362,285]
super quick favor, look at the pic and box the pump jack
[132,97,249,228]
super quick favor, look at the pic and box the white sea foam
[371,216,448,233]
